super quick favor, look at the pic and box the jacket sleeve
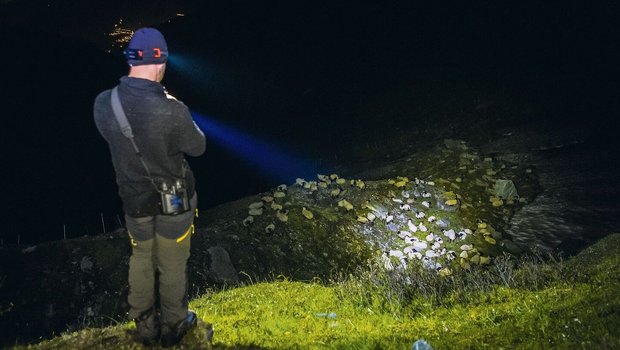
[176,105,206,157]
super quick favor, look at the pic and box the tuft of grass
[14,234,620,350]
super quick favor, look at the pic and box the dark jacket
[94,76,205,217]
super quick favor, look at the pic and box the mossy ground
[16,234,620,350]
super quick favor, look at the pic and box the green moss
[18,234,620,350]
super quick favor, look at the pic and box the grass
[14,234,620,350]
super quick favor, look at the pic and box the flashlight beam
[191,111,319,183]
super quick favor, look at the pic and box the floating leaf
[302,207,314,220]
[249,208,263,216]
[484,236,497,245]
[276,211,288,223]
[249,202,264,209]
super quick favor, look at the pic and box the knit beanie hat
[125,28,168,66]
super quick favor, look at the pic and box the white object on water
[249,208,263,216]
[457,231,467,240]
[405,236,417,245]
[460,244,473,251]
[265,223,275,233]
[249,202,264,209]
[409,251,423,260]
[276,211,288,223]
[446,251,457,260]
[389,250,404,259]
[422,258,442,270]
[443,229,456,241]
[317,174,330,182]
[243,216,254,226]
[411,339,434,350]
[398,230,411,239]
[408,219,418,232]
[413,241,428,250]
[425,250,439,258]
[367,212,377,222]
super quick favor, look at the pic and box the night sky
[1,1,618,244]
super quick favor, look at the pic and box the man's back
[94,75,205,216]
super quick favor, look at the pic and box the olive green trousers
[125,195,197,328]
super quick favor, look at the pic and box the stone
[207,246,239,283]
[501,240,523,254]
[493,179,519,200]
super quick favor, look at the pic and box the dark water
[1,3,618,247]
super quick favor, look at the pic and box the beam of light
[167,53,215,83]
[191,111,321,183]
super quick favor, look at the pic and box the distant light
[176,13,185,17]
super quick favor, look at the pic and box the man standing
[94,28,206,347]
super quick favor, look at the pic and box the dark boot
[134,307,160,346]
[161,310,198,348]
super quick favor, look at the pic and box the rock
[444,139,467,150]
[493,179,519,200]
[207,246,239,284]
[501,240,523,254]
[80,256,94,272]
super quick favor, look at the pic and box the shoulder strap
[111,87,138,152]
[110,87,156,182]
